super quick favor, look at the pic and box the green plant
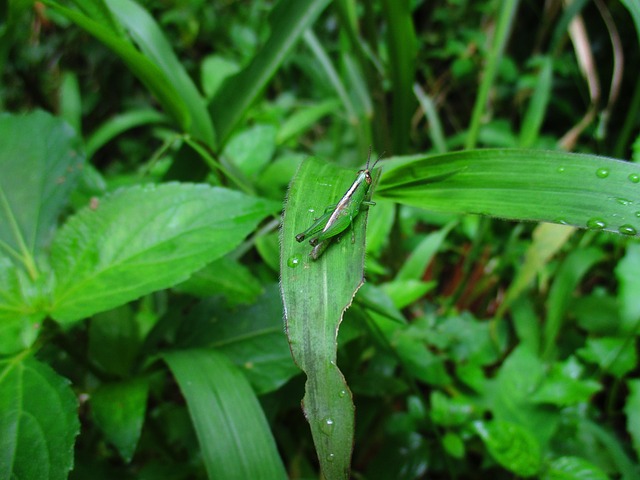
[1,1,639,479]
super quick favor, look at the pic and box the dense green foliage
[1,1,639,479]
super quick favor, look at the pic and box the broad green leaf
[0,356,79,480]
[378,149,640,238]
[43,0,191,134]
[174,284,298,395]
[163,349,287,480]
[50,183,277,322]
[91,378,149,462]
[280,157,378,479]
[542,456,609,480]
[0,110,83,263]
[210,0,331,144]
[475,419,542,477]
[105,0,216,148]
[624,379,640,461]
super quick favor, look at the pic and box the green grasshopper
[296,150,383,260]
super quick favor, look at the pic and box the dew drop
[635,211,640,218]
[586,218,606,230]
[327,453,336,462]
[628,173,640,184]
[338,390,347,398]
[615,198,633,206]
[321,417,335,435]
[557,166,566,173]
[554,218,569,225]
[595,168,610,179]
[618,224,637,236]
[287,256,300,268]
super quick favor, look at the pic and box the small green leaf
[223,124,277,177]
[91,378,149,462]
[0,356,79,480]
[475,419,542,477]
[50,183,276,322]
[163,349,287,480]
[577,337,637,378]
[531,357,602,406]
[542,456,609,480]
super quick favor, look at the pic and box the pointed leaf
[280,157,379,479]
[50,183,277,322]
[0,356,79,480]
[163,349,287,480]
[378,149,640,238]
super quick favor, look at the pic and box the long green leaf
[43,0,191,133]
[280,157,379,479]
[105,0,216,148]
[378,149,640,238]
[210,0,331,145]
[381,0,417,153]
[164,349,287,480]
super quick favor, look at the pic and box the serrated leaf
[475,420,542,477]
[0,110,84,258]
[50,183,276,322]
[0,356,79,480]
[280,157,379,479]
[163,349,287,480]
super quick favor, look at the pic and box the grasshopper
[296,149,383,260]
